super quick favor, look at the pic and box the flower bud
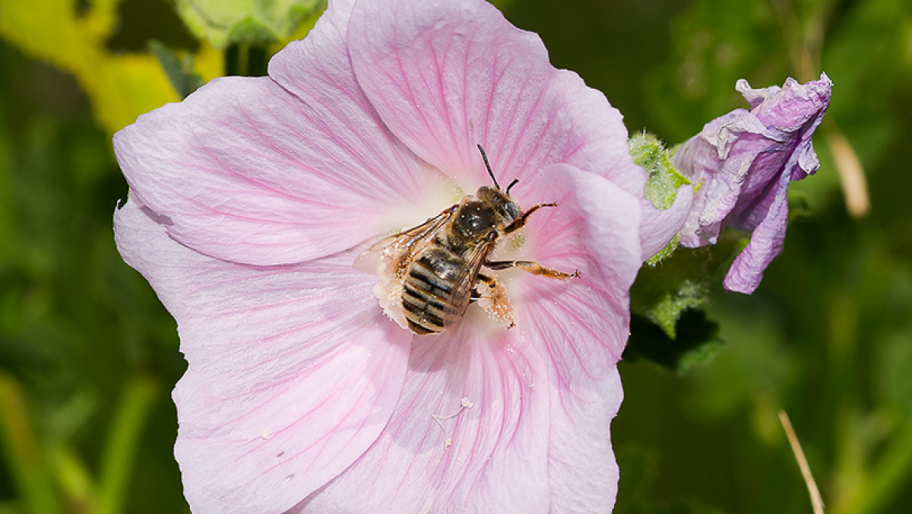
[672,74,832,293]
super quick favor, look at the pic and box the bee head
[476,144,522,226]
[477,186,521,228]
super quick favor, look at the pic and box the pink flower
[671,74,832,293]
[114,0,686,512]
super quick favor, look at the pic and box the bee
[356,145,580,335]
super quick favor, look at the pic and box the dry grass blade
[779,410,825,514]
[825,121,870,218]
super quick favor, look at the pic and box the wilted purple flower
[672,74,832,293]
[113,0,687,512]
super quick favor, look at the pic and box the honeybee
[356,145,580,335]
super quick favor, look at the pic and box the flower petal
[114,198,412,514]
[722,168,791,293]
[504,165,638,512]
[346,0,644,197]
[292,326,552,513]
[510,163,641,360]
[455,163,636,512]
[268,0,456,229]
[672,74,831,292]
[674,75,832,241]
[638,186,694,261]
[671,108,777,246]
[288,163,643,513]
[546,366,623,513]
[115,2,448,267]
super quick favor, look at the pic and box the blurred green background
[1,0,911,513]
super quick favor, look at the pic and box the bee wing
[353,206,457,276]
[442,237,496,331]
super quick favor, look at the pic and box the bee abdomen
[402,254,458,334]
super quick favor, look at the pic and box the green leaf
[875,329,912,418]
[628,229,750,372]
[176,0,326,49]
[685,293,793,423]
[624,310,724,375]
[96,376,160,514]
[0,127,11,263]
[0,374,64,514]
[0,0,179,134]
[48,442,96,512]
[644,0,787,143]
[146,40,204,99]
[614,443,661,506]
[631,236,744,338]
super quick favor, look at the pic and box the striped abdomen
[402,248,463,334]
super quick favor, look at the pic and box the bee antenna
[506,178,519,195]
[477,144,501,190]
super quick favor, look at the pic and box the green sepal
[646,234,679,266]
[629,132,690,210]
[628,234,749,372]
[630,133,691,267]
[631,236,745,338]
[625,131,733,372]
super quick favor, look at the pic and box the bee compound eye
[504,202,521,223]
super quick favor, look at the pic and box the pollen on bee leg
[372,268,409,330]
[477,276,515,328]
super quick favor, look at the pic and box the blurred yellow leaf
[0,0,180,134]
[194,41,225,82]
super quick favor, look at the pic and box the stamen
[431,397,475,449]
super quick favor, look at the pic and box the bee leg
[475,274,515,328]
[470,288,481,303]
[485,260,581,280]
[503,203,557,234]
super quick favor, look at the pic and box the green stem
[49,441,96,512]
[224,44,268,76]
[95,375,159,514]
[839,422,912,514]
[0,373,64,514]
[246,46,268,76]
[224,43,244,76]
